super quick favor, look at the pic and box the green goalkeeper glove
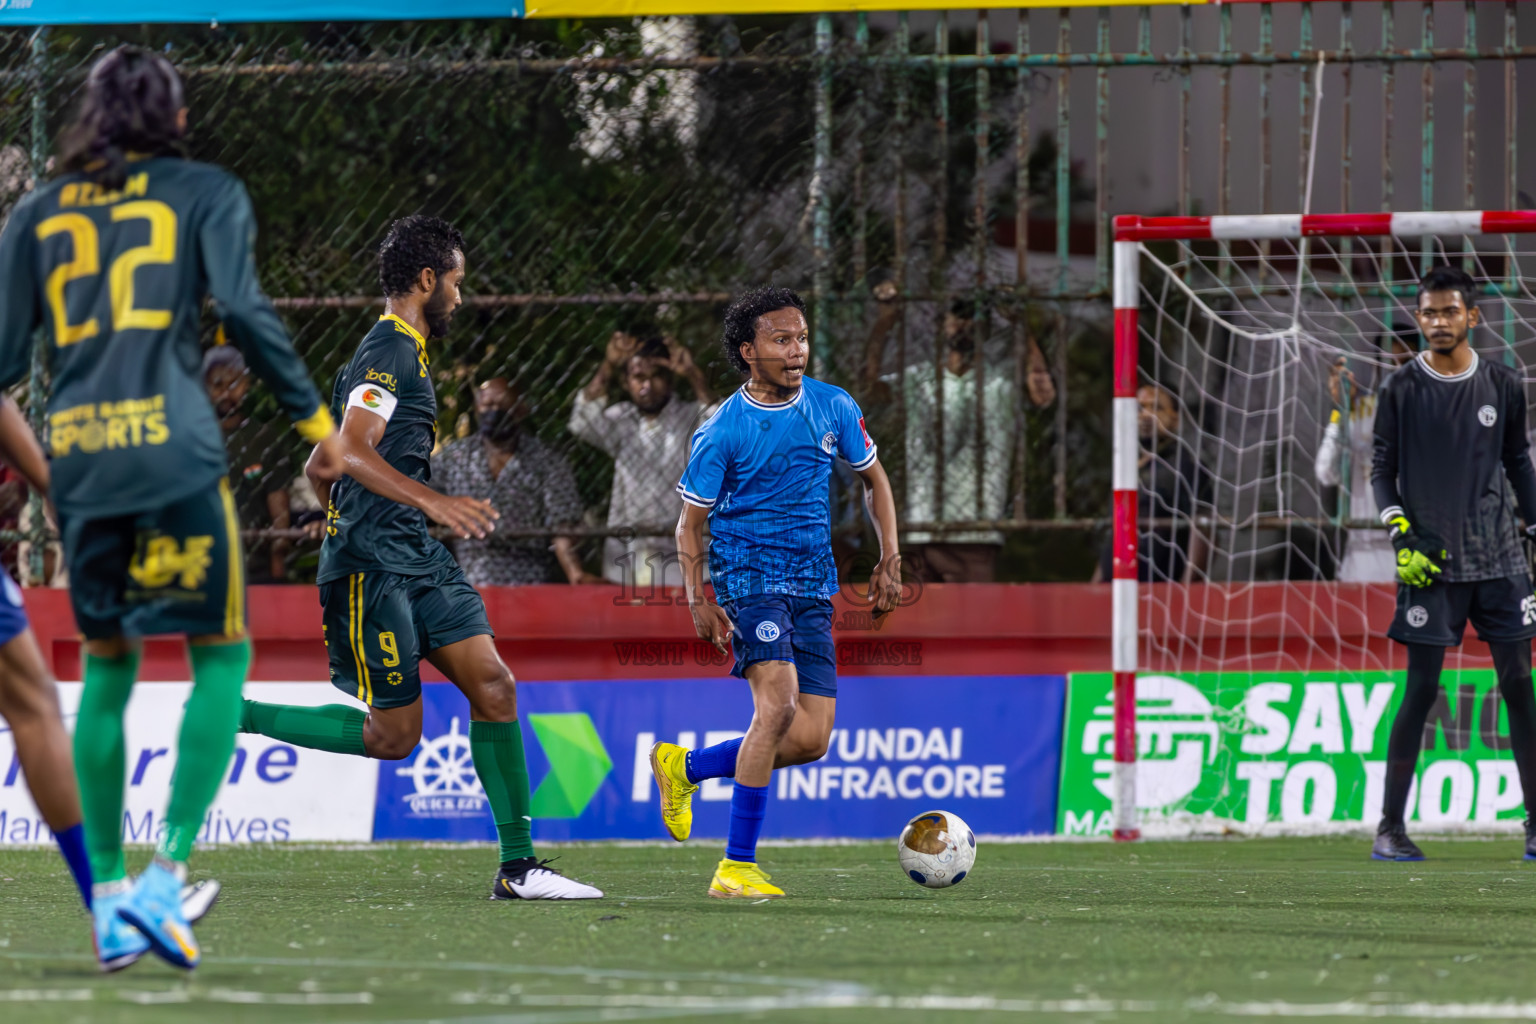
[1388,514,1443,588]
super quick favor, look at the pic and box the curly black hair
[634,336,670,363]
[1418,264,1479,310]
[379,215,465,298]
[58,45,185,190]
[721,286,806,375]
[947,296,992,323]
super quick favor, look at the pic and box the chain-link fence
[1,5,1532,586]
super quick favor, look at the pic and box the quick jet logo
[398,714,612,820]
[397,718,484,818]
[1086,675,1220,810]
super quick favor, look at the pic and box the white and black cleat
[180,878,221,923]
[491,858,603,900]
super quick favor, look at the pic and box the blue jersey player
[650,287,901,898]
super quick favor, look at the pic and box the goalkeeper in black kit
[1370,265,1536,861]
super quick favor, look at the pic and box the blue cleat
[92,886,149,973]
[116,862,199,970]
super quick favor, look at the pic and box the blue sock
[686,737,743,784]
[54,823,93,910]
[725,782,769,863]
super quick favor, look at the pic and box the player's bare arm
[327,404,498,540]
[0,397,49,497]
[854,456,902,617]
[676,501,731,652]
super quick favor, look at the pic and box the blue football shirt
[677,377,878,601]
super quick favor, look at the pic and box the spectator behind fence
[1314,333,1417,582]
[205,345,305,582]
[570,330,716,588]
[1094,384,1210,584]
[433,376,597,585]
[863,286,1056,582]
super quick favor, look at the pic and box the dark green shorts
[62,480,246,640]
[319,563,492,709]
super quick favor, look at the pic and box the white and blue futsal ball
[897,810,976,889]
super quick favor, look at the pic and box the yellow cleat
[649,741,699,842]
[708,859,784,899]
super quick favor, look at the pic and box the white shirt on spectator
[1315,399,1395,583]
[896,365,1016,546]
[570,390,717,586]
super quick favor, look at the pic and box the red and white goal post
[1109,210,1536,842]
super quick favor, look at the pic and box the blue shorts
[722,594,837,698]
[0,570,26,648]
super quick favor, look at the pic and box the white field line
[110,989,373,1006]
[0,988,93,1002]
[0,830,1527,855]
[0,950,862,994]
[7,968,1536,1022]
[386,992,1536,1021]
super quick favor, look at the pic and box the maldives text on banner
[373,676,1065,843]
[0,0,1206,27]
[0,683,377,846]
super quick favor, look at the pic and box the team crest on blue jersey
[755,620,782,642]
[821,431,836,454]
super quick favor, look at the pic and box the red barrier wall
[21,582,1486,683]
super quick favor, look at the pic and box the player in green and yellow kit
[0,46,344,969]
[237,215,602,900]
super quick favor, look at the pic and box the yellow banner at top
[525,0,1203,15]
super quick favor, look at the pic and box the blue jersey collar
[739,382,806,411]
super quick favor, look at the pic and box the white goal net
[1098,213,1536,838]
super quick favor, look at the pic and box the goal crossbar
[1107,210,1536,842]
[1114,211,1536,243]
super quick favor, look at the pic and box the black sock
[500,855,538,875]
[1383,643,1446,826]
[1489,639,1536,824]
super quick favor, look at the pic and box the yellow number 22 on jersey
[35,199,177,346]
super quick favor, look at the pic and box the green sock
[469,720,534,863]
[158,640,251,863]
[74,650,141,884]
[240,699,367,756]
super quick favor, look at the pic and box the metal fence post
[812,12,833,379]
[26,26,48,585]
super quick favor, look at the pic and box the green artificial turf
[3,837,1536,1022]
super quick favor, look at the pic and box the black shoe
[1371,819,1425,862]
[1524,819,1536,861]
[490,857,603,901]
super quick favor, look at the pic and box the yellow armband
[294,405,336,443]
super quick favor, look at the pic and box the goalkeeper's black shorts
[1388,574,1536,647]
